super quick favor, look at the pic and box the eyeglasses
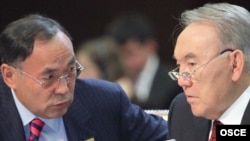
[12,60,84,88]
[168,49,234,81]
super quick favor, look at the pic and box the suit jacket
[0,75,168,141]
[167,93,250,141]
[131,63,183,109]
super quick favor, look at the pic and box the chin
[190,105,204,117]
[47,108,69,118]
[50,112,67,118]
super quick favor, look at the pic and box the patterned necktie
[209,120,223,141]
[29,118,45,141]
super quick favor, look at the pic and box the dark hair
[106,13,155,45]
[0,14,71,65]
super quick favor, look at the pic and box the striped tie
[29,118,44,141]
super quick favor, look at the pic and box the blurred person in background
[76,36,133,98]
[106,13,183,109]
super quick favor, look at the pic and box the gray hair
[179,3,250,70]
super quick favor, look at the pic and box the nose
[55,75,70,94]
[178,76,192,87]
[58,74,69,81]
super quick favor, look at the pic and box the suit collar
[241,99,250,124]
[0,76,26,140]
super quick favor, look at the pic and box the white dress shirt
[135,53,159,102]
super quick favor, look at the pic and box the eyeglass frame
[10,60,84,88]
[168,48,234,81]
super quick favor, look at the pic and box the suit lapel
[183,117,210,141]
[241,100,250,124]
[0,77,26,140]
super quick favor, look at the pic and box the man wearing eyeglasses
[0,14,167,141]
[167,2,250,141]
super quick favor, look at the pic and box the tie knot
[29,118,44,141]
[31,118,44,127]
[214,120,223,126]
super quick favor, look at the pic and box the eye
[71,65,77,71]
[66,66,77,76]
[187,62,197,68]
[42,75,56,80]
[70,66,77,72]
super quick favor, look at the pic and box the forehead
[174,22,221,61]
[21,32,75,68]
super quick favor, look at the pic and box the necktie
[28,118,45,141]
[209,120,223,141]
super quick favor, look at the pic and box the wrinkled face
[6,32,77,118]
[174,22,236,119]
[119,39,152,79]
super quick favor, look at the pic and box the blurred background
[1,0,249,109]
[0,0,249,65]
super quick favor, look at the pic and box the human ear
[0,64,17,88]
[230,50,244,81]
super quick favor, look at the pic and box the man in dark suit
[167,3,250,141]
[0,14,167,141]
[106,13,183,109]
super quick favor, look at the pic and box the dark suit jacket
[0,75,168,141]
[167,93,250,141]
[131,63,183,109]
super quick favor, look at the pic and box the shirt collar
[11,88,62,132]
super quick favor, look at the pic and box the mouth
[186,94,198,103]
[54,100,71,108]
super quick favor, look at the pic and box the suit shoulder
[74,78,126,100]
[76,78,121,90]
[169,93,188,110]
[172,92,187,103]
